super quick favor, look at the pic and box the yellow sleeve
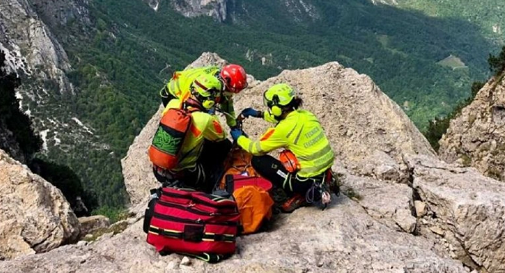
[161,99,183,115]
[220,97,237,127]
[237,128,286,156]
[263,111,279,124]
[202,115,226,141]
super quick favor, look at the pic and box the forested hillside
[39,0,498,212]
[396,0,505,43]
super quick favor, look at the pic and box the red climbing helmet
[220,64,248,93]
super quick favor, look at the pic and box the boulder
[0,196,466,272]
[78,216,110,238]
[439,73,505,182]
[0,149,80,259]
[406,154,505,272]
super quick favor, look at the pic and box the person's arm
[236,127,285,156]
[239,108,277,124]
[202,115,227,141]
[160,83,178,107]
[220,97,237,128]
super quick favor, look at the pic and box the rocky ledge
[1,53,504,272]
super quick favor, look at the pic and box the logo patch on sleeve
[213,120,223,134]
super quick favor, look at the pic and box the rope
[303,174,331,209]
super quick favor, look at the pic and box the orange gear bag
[233,185,273,234]
[218,146,257,189]
[219,146,274,234]
[148,108,192,170]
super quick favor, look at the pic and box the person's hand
[230,128,243,141]
[240,108,260,118]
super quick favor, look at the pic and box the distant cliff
[143,0,319,23]
[0,51,41,163]
[0,0,97,158]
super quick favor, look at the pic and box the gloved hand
[230,128,243,141]
[240,108,261,118]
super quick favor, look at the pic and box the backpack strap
[184,98,206,113]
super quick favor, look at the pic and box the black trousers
[251,155,315,197]
[154,139,232,193]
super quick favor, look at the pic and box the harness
[283,169,337,210]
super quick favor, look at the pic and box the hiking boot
[281,194,308,213]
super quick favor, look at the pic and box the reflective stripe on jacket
[163,99,226,171]
[237,110,334,177]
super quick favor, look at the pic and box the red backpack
[145,187,240,261]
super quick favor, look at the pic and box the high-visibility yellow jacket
[161,66,237,127]
[163,99,227,171]
[237,110,334,177]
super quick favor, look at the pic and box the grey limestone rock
[0,149,80,259]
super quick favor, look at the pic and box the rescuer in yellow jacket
[153,74,232,192]
[159,64,248,128]
[230,83,337,212]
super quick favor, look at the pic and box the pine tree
[488,46,505,76]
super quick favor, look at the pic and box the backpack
[218,146,257,186]
[149,106,195,170]
[218,147,275,234]
[224,174,274,234]
[144,187,240,262]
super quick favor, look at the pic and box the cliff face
[172,0,228,22]
[0,0,98,156]
[0,0,110,194]
[0,121,24,163]
[0,0,75,96]
[142,0,228,21]
[146,0,319,23]
[439,72,505,182]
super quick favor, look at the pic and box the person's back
[152,74,232,192]
[274,110,334,178]
[162,98,226,172]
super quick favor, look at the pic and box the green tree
[488,46,505,76]
[424,80,485,151]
